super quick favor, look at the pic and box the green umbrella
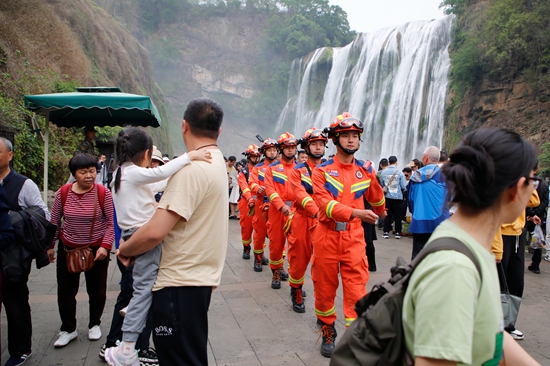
[23,87,162,200]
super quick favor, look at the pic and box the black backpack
[330,237,482,366]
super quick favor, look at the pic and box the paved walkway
[2,220,550,365]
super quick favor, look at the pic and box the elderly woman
[48,153,115,348]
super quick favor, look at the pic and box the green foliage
[150,38,180,69]
[264,0,354,61]
[442,0,550,97]
[539,142,550,177]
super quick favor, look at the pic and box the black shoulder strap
[410,237,482,284]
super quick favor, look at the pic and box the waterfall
[275,16,453,164]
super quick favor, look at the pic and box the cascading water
[275,16,453,164]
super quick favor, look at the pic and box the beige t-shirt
[154,149,228,290]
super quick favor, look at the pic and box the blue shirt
[379,165,407,200]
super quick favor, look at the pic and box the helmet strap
[334,136,359,155]
[305,144,325,159]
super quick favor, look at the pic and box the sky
[329,0,446,33]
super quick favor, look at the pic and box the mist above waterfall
[275,16,453,164]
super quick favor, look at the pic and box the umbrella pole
[43,113,49,204]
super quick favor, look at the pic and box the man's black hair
[439,150,449,163]
[388,156,397,165]
[402,166,412,173]
[183,97,223,139]
[228,156,237,162]
[379,158,389,167]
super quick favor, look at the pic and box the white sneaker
[544,254,550,262]
[509,329,524,340]
[382,232,389,239]
[54,331,78,348]
[395,233,401,239]
[89,325,102,341]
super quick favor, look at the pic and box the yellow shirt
[154,149,228,290]
[491,190,540,260]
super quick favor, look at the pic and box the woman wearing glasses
[403,128,540,365]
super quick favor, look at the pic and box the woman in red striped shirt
[48,153,115,348]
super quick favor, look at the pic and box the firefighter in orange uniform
[264,132,297,289]
[287,128,327,313]
[238,144,261,259]
[248,138,278,272]
[311,113,386,358]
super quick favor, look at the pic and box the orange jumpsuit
[249,161,269,256]
[287,160,319,289]
[238,164,255,249]
[264,160,296,270]
[311,155,386,327]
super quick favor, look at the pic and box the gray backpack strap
[410,236,482,285]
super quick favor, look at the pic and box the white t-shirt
[154,149,228,290]
[111,154,190,230]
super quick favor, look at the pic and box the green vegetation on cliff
[442,0,550,97]
[0,0,173,190]
[134,0,354,135]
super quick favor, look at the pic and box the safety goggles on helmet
[300,128,328,147]
[243,144,260,157]
[326,113,364,135]
[277,132,298,147]
[260,138,278,153]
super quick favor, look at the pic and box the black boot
[261,255,269,265]
[291,287,305,313]
[290,288,306,297]
[319,322,337,358]
[242,245,251,260]
[279,267,289,281]
[254,254,262,272]
[271,268,281,289]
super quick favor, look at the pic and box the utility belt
[326,220,362,232]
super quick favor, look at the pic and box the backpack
[330,237,482,366]
[60,183,106,214]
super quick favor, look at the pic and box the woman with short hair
[49,153,115,348]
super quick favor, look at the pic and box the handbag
[64,187,97,274]
[499,262,521,329]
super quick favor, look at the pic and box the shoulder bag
[64,186,97,273]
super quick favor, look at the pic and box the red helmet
[260,138,278,154]
[277,132,298,148]
[300,127,328,148]
[243,144,260,157]
[325,112,364,137]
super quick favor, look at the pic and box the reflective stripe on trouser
[311,223,369,325]
[287,212,315,288]
[238,199,253,246]
[266,205,286,270]
[252,197,267,254]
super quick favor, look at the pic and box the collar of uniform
[333,154,355,170]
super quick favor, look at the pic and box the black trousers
[105,258,152,350]
[56,244,109,332]
[2,263,32,357]
[383,198,403,234]
[498,234,525,298]
[411,233,432,260]
[362,221,377,271]
[531,248,542,269]
[152,286,212,366]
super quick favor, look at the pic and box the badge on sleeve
[356,170,363,179]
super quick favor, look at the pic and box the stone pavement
[2,220,550,365]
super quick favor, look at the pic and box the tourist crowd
[0,98,546,366]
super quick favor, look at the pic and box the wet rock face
[453,77,550,148]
